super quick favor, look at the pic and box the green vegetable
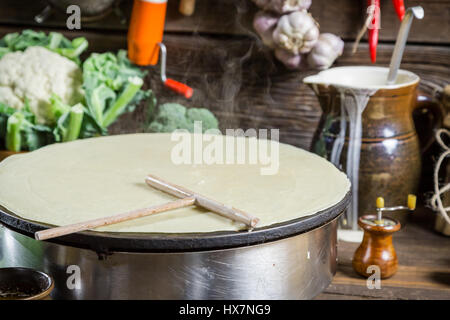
[82,50,153,131]
[148,103,219,133]
[0,47,10,59]
[47,32,63,50]
[85,84,115,125]
[77,111,106,139]
[6,112,23,151]
[102,76,143,127]
[22,124,53,151]
[1,101,55,152]
[54,103,85,142]
[49,94,71,123]
[3,108,54,152]
[65,104,84,142]
[55,37,88,60]
[0,103,18,149]
[0,29,88,64]
[0,30,154,152]
[186,108,220,131]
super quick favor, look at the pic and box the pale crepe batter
[0,133,350,233]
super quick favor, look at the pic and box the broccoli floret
[148,103,219,133]
[186,108,219,131]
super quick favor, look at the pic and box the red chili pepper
[392,0,405,21]
[368,0,380,63]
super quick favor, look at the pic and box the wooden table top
[316,207,450,300]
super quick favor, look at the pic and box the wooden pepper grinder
[353,195,416,279]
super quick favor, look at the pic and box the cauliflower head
[0,46,83,125]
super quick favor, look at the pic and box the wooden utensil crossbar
[145,174,260,228]
[34,174,259,241]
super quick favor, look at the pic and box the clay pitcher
[304,66,442,229]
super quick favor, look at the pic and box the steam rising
[159,0,283,134]
[113,0,299,145]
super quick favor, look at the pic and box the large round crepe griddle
[0,133,351,252]
[0,191,350,253]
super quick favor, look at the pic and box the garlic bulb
[307,33,344,70]
[252,0,312,14]
[272,10,319,55]
[274,48,303,69]
[253,10,280,48]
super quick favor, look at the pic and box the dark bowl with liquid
[0,267,54,300]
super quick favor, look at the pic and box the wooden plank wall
[0,0,449,149]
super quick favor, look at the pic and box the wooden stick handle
[179,0,195,16]
[145,174,260,228]
[35,197,196,241]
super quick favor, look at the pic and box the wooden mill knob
[179,0,196,16]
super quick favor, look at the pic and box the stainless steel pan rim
[0,191,350,253]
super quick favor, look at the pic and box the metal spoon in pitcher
[386,6,424,85]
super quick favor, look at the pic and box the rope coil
[430,129,450,225]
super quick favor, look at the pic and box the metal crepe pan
[0,191,350,254]
[0,192,350,299]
